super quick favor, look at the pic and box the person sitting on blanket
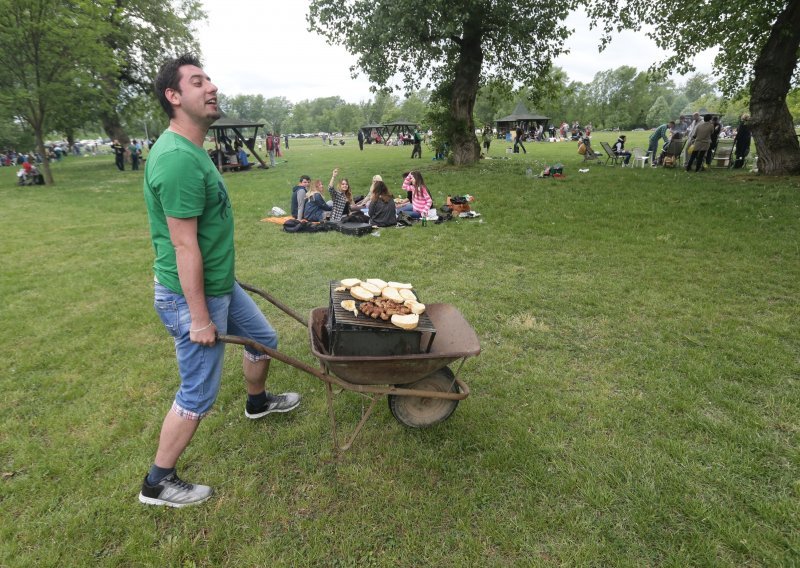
[368,180,397,227]
[291,175,311,219]
[396,171,433,219]
[353,174,383,209]
[327,167,356,222]
[303,179,332,222]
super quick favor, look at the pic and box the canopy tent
[359,123,386,143]
[495,103,550,134]
[382,119,418,141]
[209,117,267,172]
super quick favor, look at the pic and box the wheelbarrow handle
[218,334,327,381]
[237,280,308,327]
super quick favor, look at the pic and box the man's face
[168,64,220,125]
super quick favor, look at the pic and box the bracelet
[190,321,214,333]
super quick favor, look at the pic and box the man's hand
[190,321,217,346]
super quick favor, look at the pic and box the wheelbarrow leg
[341,394,381,452]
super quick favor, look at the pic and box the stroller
[660,136,686,168]
[580,136,603,163]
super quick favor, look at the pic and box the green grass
[1,134,798,566]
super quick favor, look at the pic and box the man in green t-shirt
[139,55,300,508]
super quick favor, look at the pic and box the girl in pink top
[397,171,432,219]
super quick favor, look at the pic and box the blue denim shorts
[154,281,278,420]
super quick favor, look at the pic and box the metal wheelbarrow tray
[219,283,481,452]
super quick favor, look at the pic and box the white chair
[632,147,650,168]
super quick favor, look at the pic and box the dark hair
[299,175,311,182]
[155,54,202,119]
[704,114,712,122]
[371,180,393,203]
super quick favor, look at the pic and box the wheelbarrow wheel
[388,367,459,428]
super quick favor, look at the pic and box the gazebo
[209,117,267,172]
[382,119,418,142]
[495,103,550,137]
[359,124,386,144]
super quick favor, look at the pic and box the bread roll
[388,281,413,290]
[381,286,404,303]
[340,278,361,288]
[404,300,426,315]
[391,313,419,330]
[360,281,382,295]
[399,289,417,302]
[350,286,374,301]
[365,278,388,290]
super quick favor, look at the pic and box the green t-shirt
[143,130,235,297]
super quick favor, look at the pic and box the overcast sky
[196,2,716,103]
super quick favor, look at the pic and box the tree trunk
[101,110,130,146]
[449,18,483,166]
[748,0,800,175]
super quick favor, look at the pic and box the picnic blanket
[260,215,293,225]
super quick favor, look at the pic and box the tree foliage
[308,0,580,164]
[0,0,113,184]
[588,0,800,174]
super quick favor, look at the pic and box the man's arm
[166,216,216,346]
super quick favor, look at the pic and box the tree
[96,0,205,144]
[308,0,579,165]
[0,0,112,184]
[683,73,716,103]
[647,96,671,127]
[263,97,293,134]
[589,0,800,175]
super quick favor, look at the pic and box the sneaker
[138,472,212,508]
[245,392,301,419]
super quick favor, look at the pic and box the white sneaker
[139,472,213,508]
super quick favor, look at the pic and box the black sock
[248,391,268,407]
[147,464,175,486]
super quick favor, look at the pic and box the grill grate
[329,282,436,334]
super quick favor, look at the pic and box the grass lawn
[1,133,798,566]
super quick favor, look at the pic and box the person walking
[111,140,125,171]
[410,128,422,159]
[140,54,300,508]
[513,125,527,154]
[357,129,365,151]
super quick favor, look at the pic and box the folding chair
[581,138,603,163]
[600,141,623,166]
[661,138,686,168]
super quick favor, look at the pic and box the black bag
[449,195,468,205]
[341,211,370,224]
[397,211,416,226]
[438,205,453,221]
[283,219,329,233]
[338,221,373,236]
[283,219,304,233]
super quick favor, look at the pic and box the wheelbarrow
[218,282,481,452]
